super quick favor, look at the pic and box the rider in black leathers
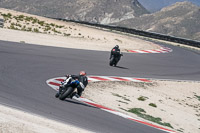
[110,45,122,64]
[55,71,88,98]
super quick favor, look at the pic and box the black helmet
[115,45,119,49]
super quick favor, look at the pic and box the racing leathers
[70,74,88,97]
[110,46,121,62]
[55,74,88,98]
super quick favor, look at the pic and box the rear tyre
[109,57,114,66]
[114,57,120,66]
[114,60,118,67]
[59,87,74,100]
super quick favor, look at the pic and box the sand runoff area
[0,8,200,133]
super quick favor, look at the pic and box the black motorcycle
[109,51,123,66]
[58,77,81,100]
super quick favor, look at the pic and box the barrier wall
[0,18,4,28]
[54,18,200,48]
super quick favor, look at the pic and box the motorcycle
[58,76,83,100]
[109,51,123,66]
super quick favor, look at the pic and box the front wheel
[59,87,74,100]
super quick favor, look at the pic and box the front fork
[58,85,66,95]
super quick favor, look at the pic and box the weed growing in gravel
[149,103,157,108]
[115,38,122,43]
[1,13,73,36]
[112,93,122,98]
[117,100,128,104]
[177,128,184,132]
[1,13,12,19]
[123,97,130,101]
[119,107,127,111]
[128,108,173,128]
[138,96,148,101]
[195,95,200,101]
[33,28,39,33]
[64,33,71,36]
[112,93,131,102]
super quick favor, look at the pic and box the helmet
[79,71,86,76]
[115,45,119,49]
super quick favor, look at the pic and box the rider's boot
[75,93,80,98]
[70,92,81,99]
[70,92,77,99]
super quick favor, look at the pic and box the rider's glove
[65,75,71,78]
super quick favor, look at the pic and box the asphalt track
[0,40,200,133]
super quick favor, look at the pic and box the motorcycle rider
[55,71,88,98]
[110,45,122,64]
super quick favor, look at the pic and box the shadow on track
[113,66,129,69]
[63,98,97,109]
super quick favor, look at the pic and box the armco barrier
[53,18,200,48]
[0,18,4,28]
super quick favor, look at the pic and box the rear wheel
[114,56,120,66]
[114,59,118,66]
[109,57,114,66]
[59,87,74,100]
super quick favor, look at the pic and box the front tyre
[59,87,74,100]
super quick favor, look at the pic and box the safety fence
[0,18,4,28]
[54,18,200,48]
